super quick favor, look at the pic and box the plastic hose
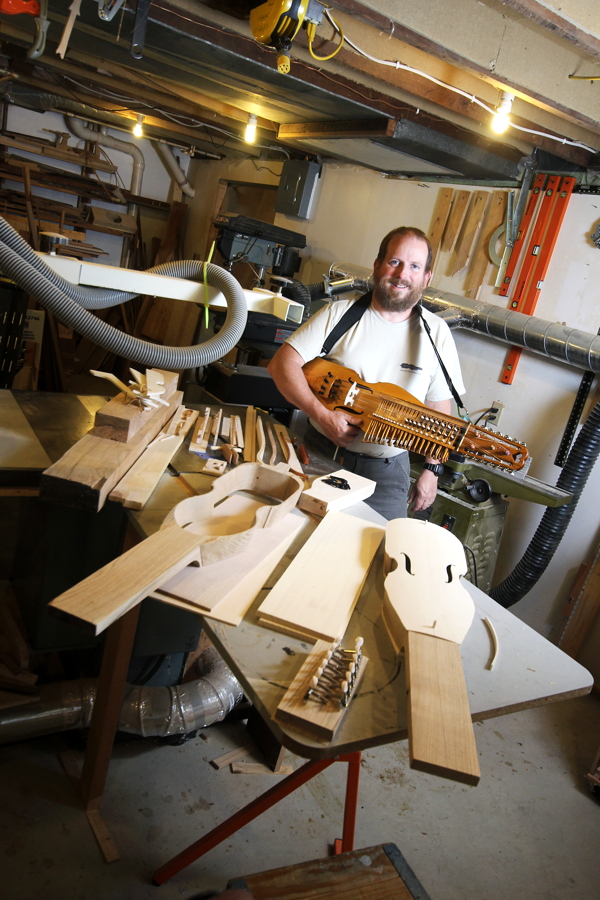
[490,399,600,607]
[0,236,248,369]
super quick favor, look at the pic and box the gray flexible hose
[0,241,248,369]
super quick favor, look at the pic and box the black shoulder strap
[417,304,470,420]
[321,292,372,356]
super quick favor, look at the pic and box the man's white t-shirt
[286,298,465,457]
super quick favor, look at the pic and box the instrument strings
[362,397,464,459]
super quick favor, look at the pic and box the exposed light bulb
[245,113,257,144]
[133,115,144,138]
[491,92,514,134]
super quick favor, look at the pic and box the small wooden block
[203,458,227,476]
[231,763,294,775]
[86,808,120,864]
[210,745,253,769]
[298,469,375,517]
[190,407,211,454]
[209,409,223,448]
[244,406,256,462]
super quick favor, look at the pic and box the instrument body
[303,358,528,471]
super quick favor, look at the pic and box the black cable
[463,544,478,588]
[473,407,496,426]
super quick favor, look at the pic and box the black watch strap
[422,462,445,477]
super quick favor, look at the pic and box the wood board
[257,511,384,642]
[451,190,489,276]
[406,631,480,785]
[298,469,375,517]
[441,189,470,252]
[108,407,198,509]
[273,422,304,476]
[559,543,600,658]
[40,390,183,511]
[465,190,506,299]
[0,390,51,470]
[428,187,454,268]
[153,512,305,611]
[151,513,307,626]
[244,406,256,462]
[49,524,202,635]
[275,638,368,742]
[190,407,211,454]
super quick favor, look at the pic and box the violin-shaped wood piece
[303,358,528,471]
[383,518,480,786]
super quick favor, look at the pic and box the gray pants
[305,424,410,521]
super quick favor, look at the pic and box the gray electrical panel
[275,160,321,219]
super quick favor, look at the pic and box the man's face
[372,234,431,313]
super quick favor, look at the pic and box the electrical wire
[463,544,478,588]
[307,15,344,61]
[323,8,597,155]
[473,406,496,426]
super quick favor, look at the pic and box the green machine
[409,457,572,592]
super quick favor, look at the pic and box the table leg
[153,753,362,885]
[79,603,140,810]
[340,750,361,853]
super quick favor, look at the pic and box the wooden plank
[441,189,470,252]
[231,762,294,775]
[93,369,178,442]
[257,511,384,642]
[240,844,415,900]
[152,512,305,612]
[190,407,211,454]
[428,187,454,267]
[108,406,198,508]
[152,514,307,626]
[209,409,223,449]
[450,190,489,276]
[210,745,253,769]
[232,415,244,449]
[40,391,182,511]
[275,639,368,742]
[298,469,375,518]
[273,423,304,476]
[49,525,202,634]
[244,406,256,462]
[464,190,507,299]
[108,435,183,509]
[266,420,278,466]
[86,809,120,864]
[0,390,52,470]
[406,632,480,785]
[256,416,266,463]
[559,545,600,658]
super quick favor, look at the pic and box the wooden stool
[227,843,432,900]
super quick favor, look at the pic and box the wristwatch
[422,462,445,477]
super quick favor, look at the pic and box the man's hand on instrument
[317,409,363,447]
[409,469,438,511]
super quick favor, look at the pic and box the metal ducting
[421,288,600,373]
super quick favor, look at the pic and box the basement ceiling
[0,0,599,182]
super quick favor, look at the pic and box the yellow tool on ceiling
[250,0,344,75]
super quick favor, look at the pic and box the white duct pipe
[65,115,145,210]
[153,141,195,198]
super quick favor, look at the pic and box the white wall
[276,163,600,653]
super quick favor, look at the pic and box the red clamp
[0,0,40,15]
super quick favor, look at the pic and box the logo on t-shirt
[400,363,422,372]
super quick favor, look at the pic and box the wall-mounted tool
[56,0,82,59]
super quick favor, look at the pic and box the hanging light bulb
[245,113,257,143]
[133,114,144,138]
[491,92,514,134]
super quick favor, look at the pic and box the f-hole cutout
[446,564,454,583]
[402,553,414,576]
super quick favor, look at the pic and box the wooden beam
[279,119,396,140]
[499,0,600,62]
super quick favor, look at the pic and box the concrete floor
[2,692,600,900]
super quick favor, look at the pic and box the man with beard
[267,226,465,519]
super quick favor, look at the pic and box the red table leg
[153,751,362,884]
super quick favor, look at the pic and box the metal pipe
[153,141,195,198]
[422,288,600,373]
[0,646,243,745]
